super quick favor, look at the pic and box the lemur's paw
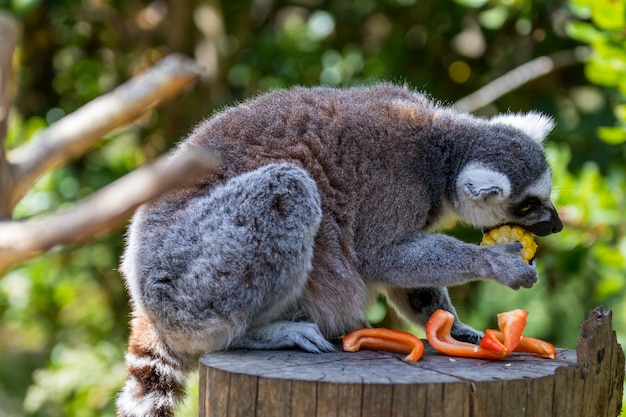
[287,322,336,353]
[450,321,484,345]
[484,243,538,290]
[236,321,335,353]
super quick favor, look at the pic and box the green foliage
[1,0,625,416]
[568,0,626,144]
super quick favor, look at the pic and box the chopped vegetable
[479,309,528,355]
[342,327,424,362]
[488,330,557,359]
[481,225,538,263]
[345,309,555,362]
[426,310,503,360]
[496,309,528,353]
[427,309,555,360]
[479,329,508,356]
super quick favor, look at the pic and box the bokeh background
[1,0,625,416]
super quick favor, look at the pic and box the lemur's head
[454,112,563,236]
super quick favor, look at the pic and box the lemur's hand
[482,243,538,290]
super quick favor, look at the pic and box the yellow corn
[481,225,538,264]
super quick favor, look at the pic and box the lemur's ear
[457,163,511,201]
[491,111,554,144]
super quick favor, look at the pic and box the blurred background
[0,0,625,416]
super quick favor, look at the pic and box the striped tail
[117,312,188,417]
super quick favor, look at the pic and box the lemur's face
[453,111,563,237]
[454,162,562,236]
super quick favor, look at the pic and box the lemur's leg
[119,163,329,417]
[134,163,332,356]
[383,287,483,344]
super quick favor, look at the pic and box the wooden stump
[199,306,625,417]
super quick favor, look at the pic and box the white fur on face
[491,112,555,144]
[455,163,513,228]
[454,197,512,229]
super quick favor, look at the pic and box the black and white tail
[117,313,188,417]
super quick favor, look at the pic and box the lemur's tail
[117,312,187,417]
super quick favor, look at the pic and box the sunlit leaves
[547,143,626,310]
[571,0,625,30]
[568,0,626,144]
[565,21,602,44]
[24,342,126,417]
[5,113,46,149]
[598,126,626,144]
[478,6,510,30]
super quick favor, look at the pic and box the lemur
[116,83,563,417]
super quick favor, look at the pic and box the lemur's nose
[550,205,563,234]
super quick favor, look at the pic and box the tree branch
[0,147,220,275]
[453,47,590,114]
[6,53,204,212]
[0,14,18,219]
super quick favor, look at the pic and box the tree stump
[198,306,624,417]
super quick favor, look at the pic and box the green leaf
[613,104,626,122]
[478,6,509,30]
[584,56,626,87]
[598,126,626,144]
[591,0,626,30]
[566,21,603,43]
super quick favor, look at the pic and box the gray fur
[118,83,562,417]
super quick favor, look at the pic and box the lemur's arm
[366,233,537,290]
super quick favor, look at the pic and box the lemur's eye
[515,197,541,216]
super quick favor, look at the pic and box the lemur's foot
[450,320,483,345]
[235,321,336,353]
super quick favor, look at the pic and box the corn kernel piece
[481,225,537,263]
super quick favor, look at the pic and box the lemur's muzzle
[523,204,563,236]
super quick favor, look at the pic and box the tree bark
[0,14,19,219]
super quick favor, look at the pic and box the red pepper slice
[342,327,425,362]
[497,309,528,353]
[489,330,557,359]
[426,310,503,360]
[479,309,528,355]
[479,328,508,356]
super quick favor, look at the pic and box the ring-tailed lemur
[117,83,562,417]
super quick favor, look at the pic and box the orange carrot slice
[342,328,424,362]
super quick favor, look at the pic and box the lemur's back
[178,83,437,195]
